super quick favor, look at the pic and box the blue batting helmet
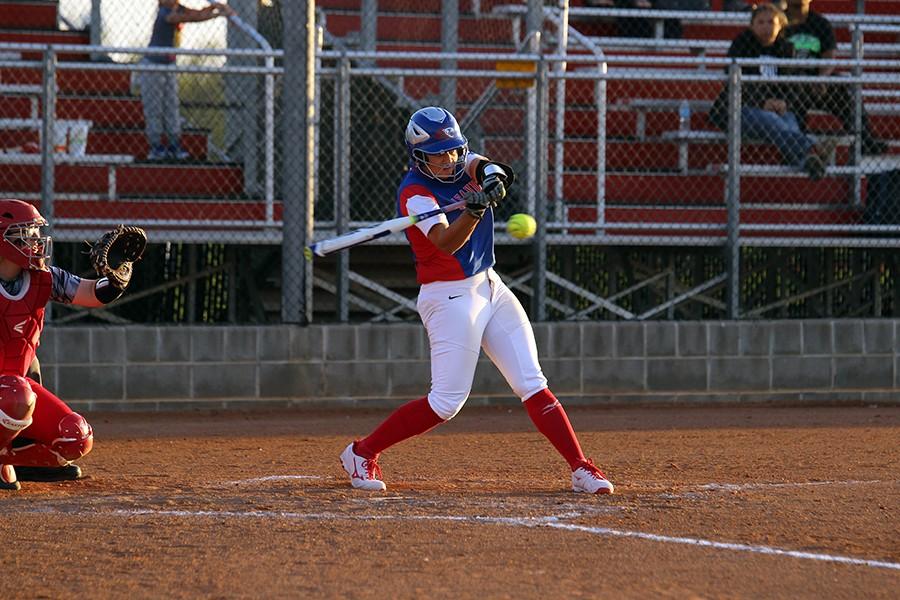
[405,107,468,181]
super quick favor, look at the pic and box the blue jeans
[741,106,812,167]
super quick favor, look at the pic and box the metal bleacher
[310,0,900,322]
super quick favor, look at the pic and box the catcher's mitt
[89,225,147,288]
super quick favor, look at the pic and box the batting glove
[464,176,506,220]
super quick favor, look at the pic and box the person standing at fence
[0,200,141,490]
[141,0,236,161]
[338,107,615,495]
[782,0,887,155]
[709,3,833,180]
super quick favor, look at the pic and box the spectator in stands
[140,0,235,161]
[709,3,832,180]
[782,0,887,155]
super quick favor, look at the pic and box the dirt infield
[1,405,898,599]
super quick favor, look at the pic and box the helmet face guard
[405,107,469,182]
[0,200,52,270]
[3,219,52,270]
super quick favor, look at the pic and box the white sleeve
[406,194,449,236]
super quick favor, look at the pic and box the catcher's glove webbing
[89,225,147,293]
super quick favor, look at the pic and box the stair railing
[491,3,609,230]
[212,4,277,226]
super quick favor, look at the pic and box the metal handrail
[545,6,609,228]
[0,41,282,58]
[581,36,900,56]
[459,30,543,130]
[565,6,900,26]
[215,10,277,225]
[316,11,421,114]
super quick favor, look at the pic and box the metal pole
[361,0,377,66]
[525,0,545,319]
[335,56,351,322]
[264,54,275,223]
[850,23,863,208]
[553,0,569,223]
[281,0,317,324]
[40,48,56,226]
[724,62,741,319]
[40,48,57,322]
[595,61,607,232]
[90,0,102,60]
[533,54,550,322]
[525,68,537,215]
[441,0,459,113]
[524,1,542,217]
[312,25,323,231]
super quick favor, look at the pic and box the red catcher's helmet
[0,199,52,270]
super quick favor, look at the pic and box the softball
[506,213,537,240]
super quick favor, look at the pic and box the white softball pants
[416,268,548,420]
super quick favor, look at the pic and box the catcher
[0,199,146,490]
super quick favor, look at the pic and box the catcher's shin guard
[4,413,93,467]
[0,375,36,449]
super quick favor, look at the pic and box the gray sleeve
[50,265,83,304]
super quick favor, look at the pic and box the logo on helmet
[434,127,458,140]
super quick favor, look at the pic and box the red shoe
[340,442,386,491]
[572,459,614,494]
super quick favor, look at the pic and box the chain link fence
[0,0,285,324]
[1,1,898,323]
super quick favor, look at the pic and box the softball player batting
[340,107,614,494]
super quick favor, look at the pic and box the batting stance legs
[341,269,613,494]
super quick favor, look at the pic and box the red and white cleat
[340,442,386,491]
[572,459,614,495]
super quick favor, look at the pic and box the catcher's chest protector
[0,269,52,377]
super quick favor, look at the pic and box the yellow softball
[506,213,537,240]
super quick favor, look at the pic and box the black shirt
[784,10,836,75]
[709,29,799,130]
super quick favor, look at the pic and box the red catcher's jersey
[0,270,52,376]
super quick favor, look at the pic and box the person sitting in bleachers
[782,0,887,155]
[708,3,833,179]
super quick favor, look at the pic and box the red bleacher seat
[0,1,58,29]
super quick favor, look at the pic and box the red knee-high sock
[355,396,444,459]
[524,388,586,470]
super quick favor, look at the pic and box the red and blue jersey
[397,154,495,284]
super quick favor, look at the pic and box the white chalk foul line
[224,475,892,493]
[224,475,323,485]
[694,479,890,492]
[50,507,891,572]
[543,522,900,571]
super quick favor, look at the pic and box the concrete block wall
[36,320,900,411]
